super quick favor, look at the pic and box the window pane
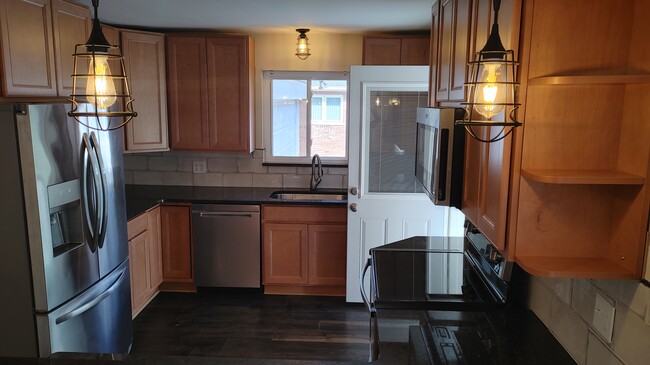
[325,98,341,121]
[367,90,428,193]
[271,79,307,157]
[311,80,348,158]
[311,97,323,121]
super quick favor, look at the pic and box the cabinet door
[166,36,209,150]
[363,37,402,65]
[160,205,193,282]
[436,0,454,101]
[51,0,91,97]
[429,2,441,106]
[262,223,308,285]
[400,36,430,65]
[147,206,163,289]
[448,0,472,101]
[128,231,150,313]
[308,224,347,286]
[0,0,57,96]
[206,36,253,152]
[121,30,169,152]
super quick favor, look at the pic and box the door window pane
[326,98,342,121]
[367,90,428,193]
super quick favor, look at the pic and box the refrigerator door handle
[80,133,98,252]
[54,264,128,325]
[89,132,108,249]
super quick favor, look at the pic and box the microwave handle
[435,128,449,203]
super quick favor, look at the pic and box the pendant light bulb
[86,55,117,109]
[473,62,505,119]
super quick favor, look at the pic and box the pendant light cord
[493,0,501,25]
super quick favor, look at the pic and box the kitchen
[0,0,649,364]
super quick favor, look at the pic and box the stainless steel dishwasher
[191,204,260,288]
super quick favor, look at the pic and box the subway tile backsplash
[123,150,348,189]
[528,276,650,365]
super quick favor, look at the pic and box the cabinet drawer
[262,205,347,224]
[127,213,148,239]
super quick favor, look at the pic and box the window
[263,71,348,165]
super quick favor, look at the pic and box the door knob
[350,187,358,196]
[349,203,358,212]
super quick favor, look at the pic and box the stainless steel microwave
[414,107,465,208]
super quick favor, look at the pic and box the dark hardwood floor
[129,289,413,364]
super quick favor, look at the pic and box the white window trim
[262,70,349,165]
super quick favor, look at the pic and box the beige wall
[251,31,363,149]
[528,276,650,365]
[124,31,360,188]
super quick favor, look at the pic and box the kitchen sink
[269,190,347,201]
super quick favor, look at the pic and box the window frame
[262,70,349,165]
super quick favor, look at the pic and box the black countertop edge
[125,184,348,220]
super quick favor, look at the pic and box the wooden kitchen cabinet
[433,0,472,103]
[0,0,91,97]
[362,35,430,65]
[121,29,169,152]
[510,0,650,279]
[262,205,347,296]
[160,203,195,292]
[127,205,163,317]
[166,34,254,152]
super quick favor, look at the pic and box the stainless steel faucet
[310,154,323,191]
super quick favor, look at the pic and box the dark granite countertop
[125,184,347,220]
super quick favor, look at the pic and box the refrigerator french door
[0,104,132,357]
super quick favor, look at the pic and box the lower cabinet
[262,205,347,296]
[127,205,162,317]
[160,203,195,292]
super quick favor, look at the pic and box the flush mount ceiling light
[295,28,311,60]
[456,0,521,143]
[69,0,136,131]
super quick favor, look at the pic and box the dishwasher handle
[197,211,255,218]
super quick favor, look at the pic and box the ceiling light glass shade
[69,0,136,131]
[295,28,311,60]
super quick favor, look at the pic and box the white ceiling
[79,0,433,34]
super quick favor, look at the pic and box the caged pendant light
[69,0,136,131]
[456,0,521,143]
[295,29,311,60]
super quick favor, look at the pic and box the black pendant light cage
[68,0,137,131]
[456,0,522,143]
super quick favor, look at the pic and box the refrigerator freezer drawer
[36,260,133,357]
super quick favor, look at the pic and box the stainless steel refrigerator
[0,104,132,357]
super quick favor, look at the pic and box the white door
[346,66,464,302]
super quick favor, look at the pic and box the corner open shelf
[515,256,636,280]
[528,74,650,86]
[521,169,645,185]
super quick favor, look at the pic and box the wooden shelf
[515,256,636,280]
[528,74,650,86]
[522,169,645,185]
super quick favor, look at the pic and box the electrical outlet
[593,292,615,343]
[192,160,207,174]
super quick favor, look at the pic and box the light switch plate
[593,292,615,343]
[192,160,207,174]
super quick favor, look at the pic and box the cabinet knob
[350,187,358,196]
[349,203,358,212]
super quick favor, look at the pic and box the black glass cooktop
[370,236,505,311]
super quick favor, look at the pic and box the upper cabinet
[121,29,169,152]
[166,34,254,152]
[0,0,90,97]
[431,0,472,103]
[512,0,650,279]
[362,35,430,65]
